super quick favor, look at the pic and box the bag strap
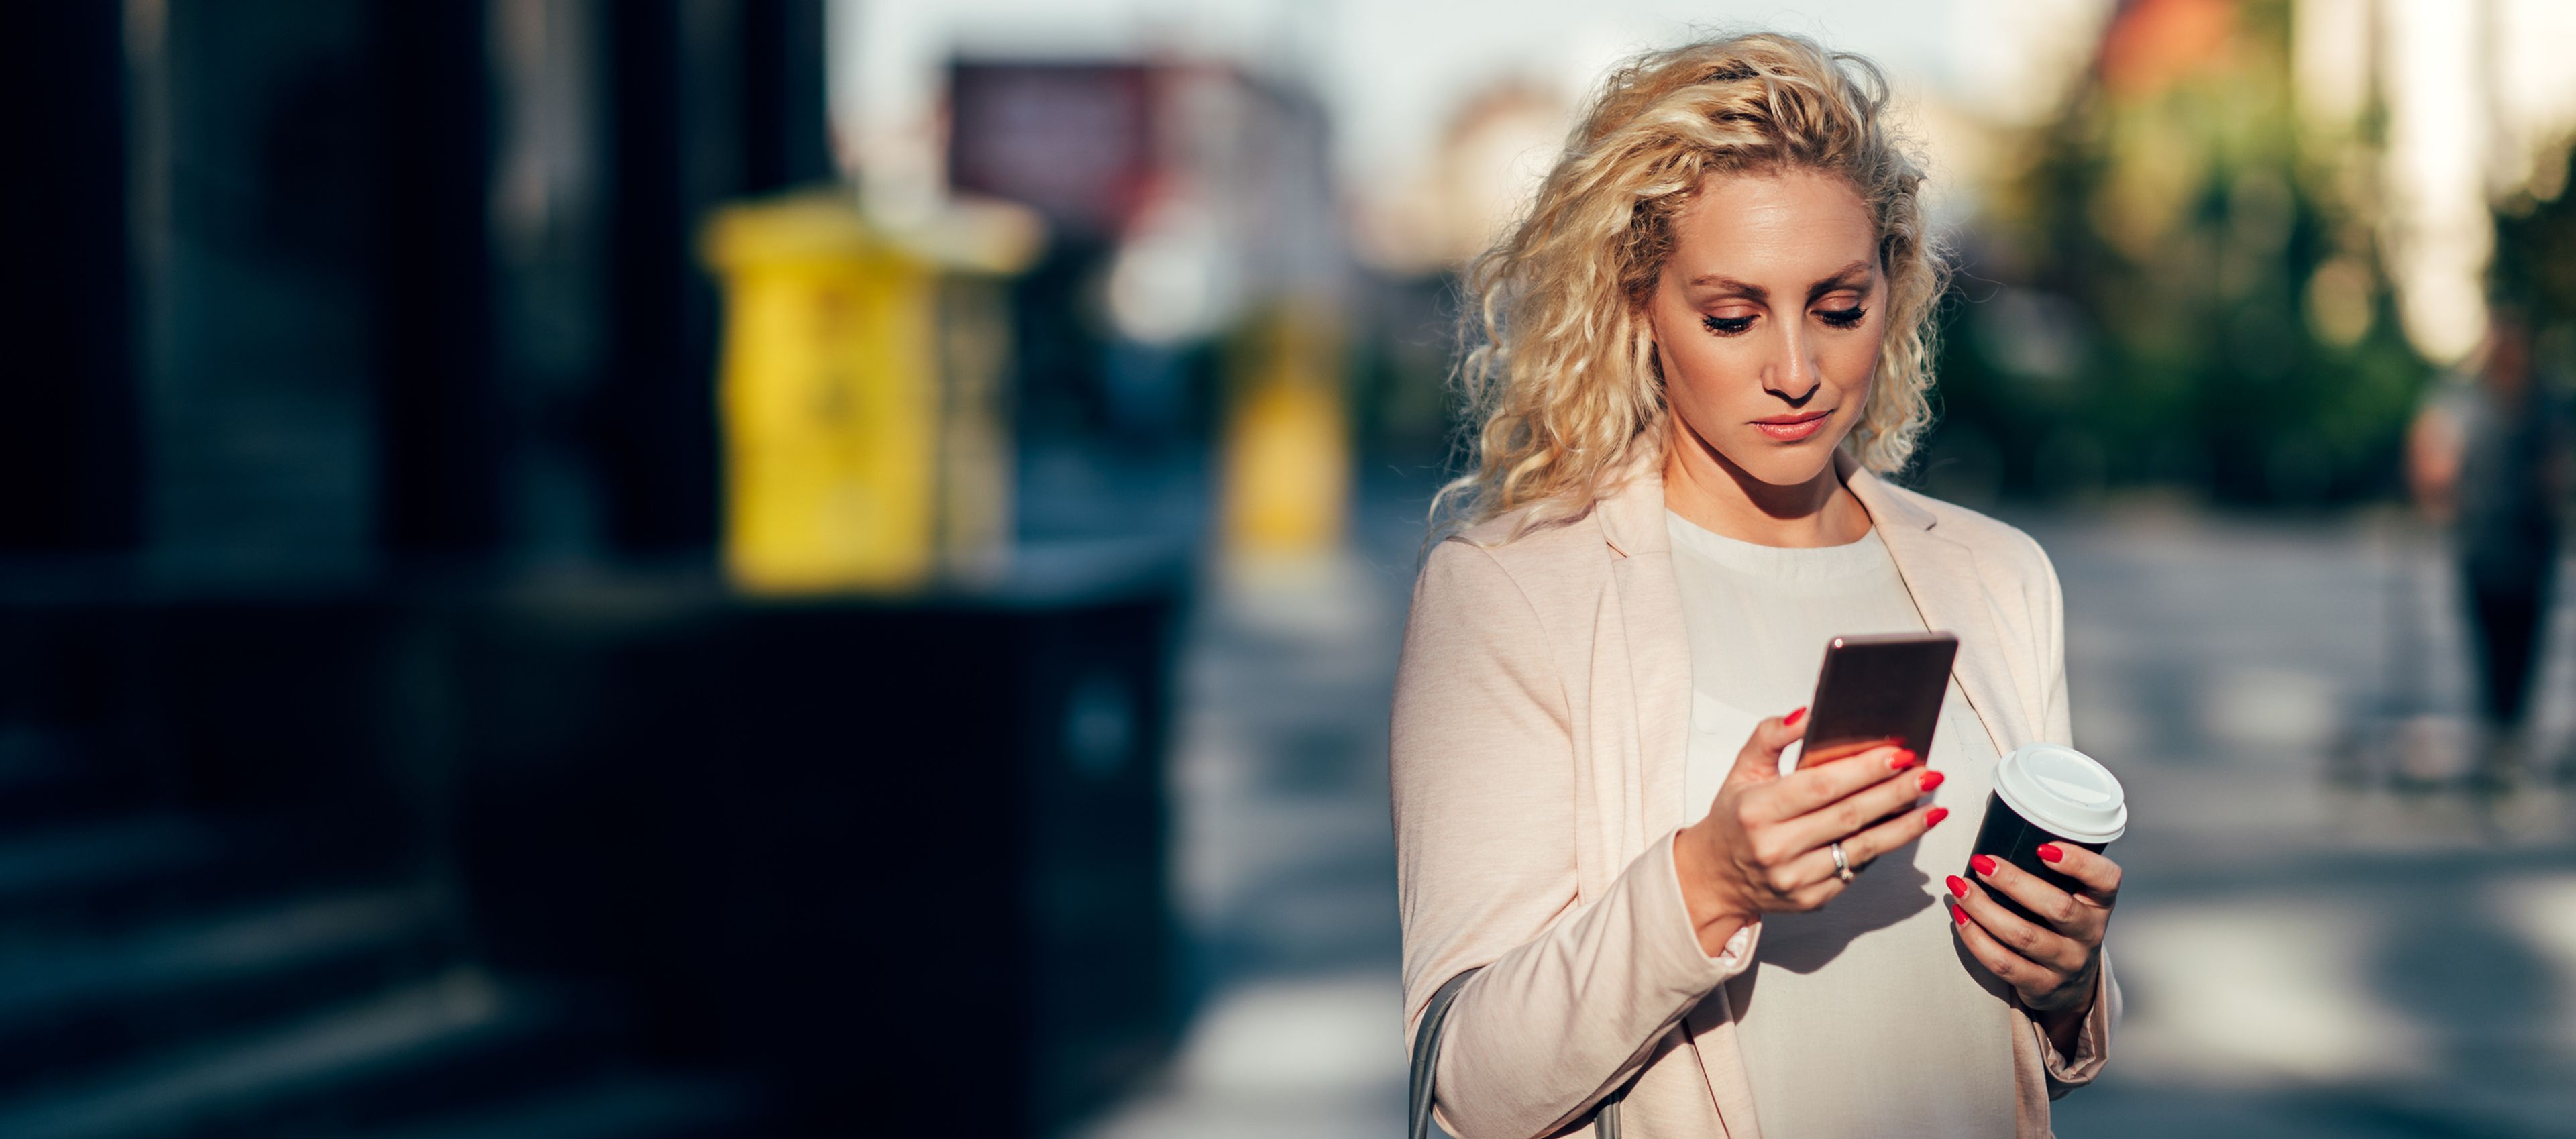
[1409,968,1623,1139]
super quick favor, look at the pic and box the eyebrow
[1686,258,1876,302]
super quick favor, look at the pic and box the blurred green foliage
[1925,0,2428,506]
[2494,144,2576,376]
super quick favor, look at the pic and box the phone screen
[1791,632,1958,771]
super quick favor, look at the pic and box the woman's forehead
[1668,169,1878,284]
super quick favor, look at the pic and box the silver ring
[1830,840,1854,883]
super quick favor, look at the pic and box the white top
[1666,508,2016,1139]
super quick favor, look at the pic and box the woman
[1392,33,2121,1138]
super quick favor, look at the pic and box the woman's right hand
[1672,708,1948,955]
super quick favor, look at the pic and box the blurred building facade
[2,4,1192,1136]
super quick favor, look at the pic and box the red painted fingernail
[1783,706,1806,726]
[1917,769,1944,792]
[1970,854,1997,877]
[1952,902,1970,924]
[1926,806,1949,827]
[1945,874,1968,898]
[1887,749,1920,770]
[2037,843,2063,863]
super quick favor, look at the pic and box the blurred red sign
[947,62,1157,238]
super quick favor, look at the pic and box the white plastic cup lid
[1993,743,2127,844]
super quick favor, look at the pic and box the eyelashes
[1699,307,1870,337]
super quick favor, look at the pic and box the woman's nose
[1764,328,1822,402]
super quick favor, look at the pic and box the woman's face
[1646,168,1888,488]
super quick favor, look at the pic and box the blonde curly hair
[1439,32,1946,536]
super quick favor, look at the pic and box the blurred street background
[5,0,2576,1135]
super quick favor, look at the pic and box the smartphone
[1790,631,1958,771]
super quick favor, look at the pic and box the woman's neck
[1661,423,1874,548]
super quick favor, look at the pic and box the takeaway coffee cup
[1967,743,2127,927]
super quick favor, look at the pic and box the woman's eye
[1701,314,1756,336]
[1819,306,1868,329]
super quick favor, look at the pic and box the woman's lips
[1752,410,1830,441]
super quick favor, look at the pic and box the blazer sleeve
[2023,532,2121,1093]
[1393,539,1755,1139]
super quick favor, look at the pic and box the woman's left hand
[1945,843,2120,1024]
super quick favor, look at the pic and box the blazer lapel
[1594,457,1694,845]
[1595,457,1766,1138]
[1839,453,2037,755]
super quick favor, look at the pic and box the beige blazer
[1392,447,2116,1139]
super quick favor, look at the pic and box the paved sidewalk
[2036,508,2576,1139]
[1069,551,1410,1139]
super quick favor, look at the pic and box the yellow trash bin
[1221,303,1352,561]
[702,191,1036,594]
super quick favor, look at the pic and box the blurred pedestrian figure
[2404,300,2571,784]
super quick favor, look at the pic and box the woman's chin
[1719,444,1839,489]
